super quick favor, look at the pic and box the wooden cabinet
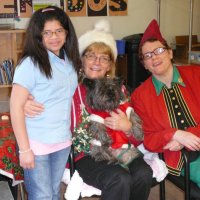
[0,29,25,112]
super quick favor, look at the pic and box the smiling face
[81,43,115,79]
[42,20,67,56]
[142,40,173,80]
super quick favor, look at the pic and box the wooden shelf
[174,57,200,66]
[0,29,25,66]
[0,29,24,34]
[0,85,12,88]
[0,29,25,112]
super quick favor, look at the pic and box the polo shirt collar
[47,49,66,62]
[152,65,185,95]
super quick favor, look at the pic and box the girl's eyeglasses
[42,28,66,38]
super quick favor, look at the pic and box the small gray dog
[83,77,143,167]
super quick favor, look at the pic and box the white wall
[1,0,199,45]
[160,0,200,44]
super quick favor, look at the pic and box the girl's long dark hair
[20,6,81,78]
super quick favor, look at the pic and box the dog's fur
[83,77,143,166]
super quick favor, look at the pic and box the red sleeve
[131,86,176,153]
[70,89,78,133]
[70,86,83,133]
[186,126,200,137]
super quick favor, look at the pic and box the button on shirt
[152,66,196,131]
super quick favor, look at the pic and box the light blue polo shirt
[13,51,78,144]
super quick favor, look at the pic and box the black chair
[68,146,75,178]
[160,149,200,200]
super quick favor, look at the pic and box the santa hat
[140,19,165,47]
[78,20,117,61]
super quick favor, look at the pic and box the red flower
[0,126,13,138]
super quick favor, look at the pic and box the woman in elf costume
[131,19,200,187]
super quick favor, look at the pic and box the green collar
[152,65,185,95]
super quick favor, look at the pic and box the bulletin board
[66,0,128,17]
[0,0,128,18]
[0,0,64,18]
[0,0,18,18]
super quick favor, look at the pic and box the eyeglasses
[84,54,111,64]
[143,47,167,60]
[42,28,66,38]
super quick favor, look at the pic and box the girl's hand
[104,109,132,132]
[173,130,200,151]
[19,150,35,169]
[24,94,44,117]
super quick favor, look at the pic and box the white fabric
[0,169,23,186]
[137,144,168,182]
[81,183,102,198]
[125,106,133,119]
[64,170,83,200]
[89,113,104,124]
[62,169,101,200]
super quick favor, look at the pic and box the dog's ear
[113,76,124,87]
[83,78,96,90]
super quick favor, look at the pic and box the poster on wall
[0,0,33,19]
[65,0,128,17]
[0,0,18,18]
[0,0,64,18]
[0,0,128,18]
[66,0,86,17]
[32,0,64,12]
[87,0,107,16]
[18,0,32,18]
[109,0,127,16]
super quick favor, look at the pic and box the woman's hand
[24,94,44,117]
[163,140,184,151]
[19,150,35,169]
[172,130,200,151]
[104,109,132,132]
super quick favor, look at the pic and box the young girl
[10,6,81,200]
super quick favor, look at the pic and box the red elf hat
[140,19,165,47]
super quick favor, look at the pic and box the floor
[148,180,184,200]
[5,179,184,200]
[0,181,14,200]
[0,179,185,200]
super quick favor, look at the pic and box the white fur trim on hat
[78,20,117,60]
